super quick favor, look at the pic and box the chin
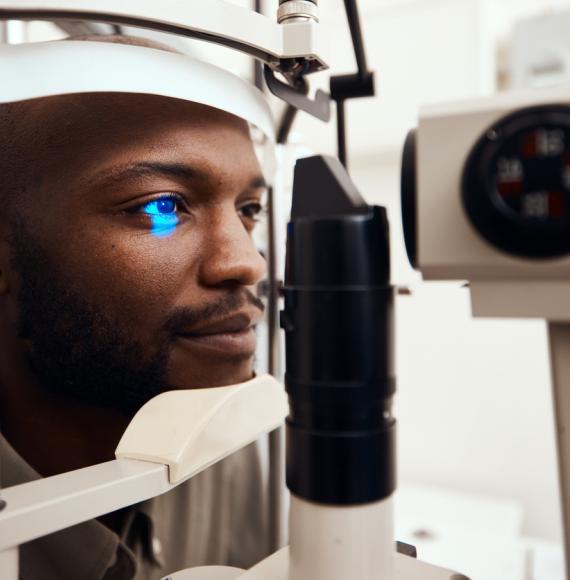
[167,354,256,390]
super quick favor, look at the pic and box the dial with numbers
[463,106,570,258]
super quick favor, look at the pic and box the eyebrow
[248,175,268,190]
[88,161,267,192]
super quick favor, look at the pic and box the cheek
[58,228,201,330]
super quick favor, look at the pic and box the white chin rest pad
[115,374,287,484]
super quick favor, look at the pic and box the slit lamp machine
[0,2,569,579]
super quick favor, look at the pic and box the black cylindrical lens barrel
[282,203,396,505]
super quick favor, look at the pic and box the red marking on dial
[522,133,537,158]
[549,192,565,217]
[497,180,523,195]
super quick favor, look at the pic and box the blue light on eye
[143,198,179,238]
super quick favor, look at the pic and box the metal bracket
[264,65,330,122]
[0,0,328,72]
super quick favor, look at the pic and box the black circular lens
[463,105,570,258]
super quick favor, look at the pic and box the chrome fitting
[277,0,319,24]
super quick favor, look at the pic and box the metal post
[253,0,264,90]
[263,0,286,554]
[252,0,285,554]
[267,184,285,552]
[548,322,570,580]
[0,22,25,579]
[336,99,347,168]
[0,20,9,43]
[0,20,26,44]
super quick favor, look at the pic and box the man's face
[3,93,267,416]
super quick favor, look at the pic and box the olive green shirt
[0,434,269,579]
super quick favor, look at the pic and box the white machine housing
[413,86,570,579]
[415,86,570,320]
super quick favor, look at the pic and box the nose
[198,207,267,288]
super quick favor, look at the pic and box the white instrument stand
[165,548,463,580]
[549,323,570,580]
[470,285,570,580]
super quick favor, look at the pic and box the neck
[0,373,129,478]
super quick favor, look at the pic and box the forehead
[28,92,253,136]
[21,92,261,192]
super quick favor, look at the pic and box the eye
[141,196,179,216]
[238,201,265,222]
[137,194,182,237]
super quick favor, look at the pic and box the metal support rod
[548,322,570,580]
[54,20,115,36]
[336,99,347,168]
[329,0,373,171]
[343,0,368,79]
[0,19,26,43]
[254,60,264,92]
[253,0,264,90]
[277,104,298,145]
[267,184,285,552]
[256,0,285,553]
[268,427,284,551]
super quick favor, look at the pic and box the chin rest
[116,374,287,484]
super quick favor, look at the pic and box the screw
[278,0,319,24]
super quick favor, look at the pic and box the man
[0,34,270,579]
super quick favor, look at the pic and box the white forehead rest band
[0,40,275,144]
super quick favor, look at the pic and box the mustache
[165,289,265,335]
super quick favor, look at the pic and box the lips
[176,312,260,357]
[179,312,258,337]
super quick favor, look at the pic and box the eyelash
[237,201,266,222]
[121,193,183,219]
[129,194,266,224]
[136,193,183,216]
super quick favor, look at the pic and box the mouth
[176,312,259,357]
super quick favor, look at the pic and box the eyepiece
[282,155,396,505]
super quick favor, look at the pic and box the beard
[9,222,264,417]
